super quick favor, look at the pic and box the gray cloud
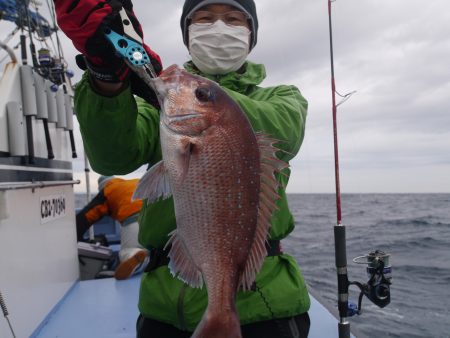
[1,0,448,193]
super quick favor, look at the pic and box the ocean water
[76,193,450,337]
[284,194,450,338]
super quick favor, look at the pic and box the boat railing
[0,180,80,191]
[0,40,17,63]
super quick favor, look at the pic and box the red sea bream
[134,65,287,338]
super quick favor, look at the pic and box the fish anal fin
[240,132,289,291]
[132,160,172,202]
[166,230,203,288]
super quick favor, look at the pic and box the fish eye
[195,87,211,102]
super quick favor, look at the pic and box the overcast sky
[1,0,449,193]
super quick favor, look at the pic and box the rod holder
[63,93,77,158]
[55,88,67,129]
[45,80,58,123]
[34,73,54,159]
[6,102,27,157]
[20,65,37,163]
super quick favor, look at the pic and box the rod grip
[69,130,77,158]
[20,35,27,64]
[334,225,349,319]
[334,225,347,268]
[43,120,55,159]
[338,321,351,338]
[25,115,35,164]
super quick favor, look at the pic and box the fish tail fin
[191,308,242,338]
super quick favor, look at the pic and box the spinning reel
[348,250,392,316]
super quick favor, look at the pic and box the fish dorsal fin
[166,230,204,288]
[132,160,172,202]
[240,132,289,291]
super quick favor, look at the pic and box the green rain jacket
[75,61,310,331]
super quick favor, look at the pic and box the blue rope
[0,0,51,37]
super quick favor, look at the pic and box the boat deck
[31,275,354,338]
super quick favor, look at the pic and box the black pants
[136,312,310,338]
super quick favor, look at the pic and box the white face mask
[188,20,251,75]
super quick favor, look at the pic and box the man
[55,0,310,336]
[76,176,149,280]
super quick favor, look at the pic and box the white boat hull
[0,186,79,338]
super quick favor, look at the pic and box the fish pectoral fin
[176,138,196,183]
[132,160,172,203]
[166,230,203,288]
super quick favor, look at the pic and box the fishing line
[335,90,356,108]
[0,51,10,64]
[0,41,19,64]
[45,0,65,61]
[32,1,53,65]
[20,0,39,66]
[1,27,19,45]
[0,290,16,338]
[0,16,19,64]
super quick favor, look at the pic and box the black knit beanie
[180,0,258,50]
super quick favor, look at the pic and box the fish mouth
[163,113,204,135]
[166,113,201,124]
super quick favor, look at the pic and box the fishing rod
[44,0,78,159]
[327,0,349,336]
[84,153,95,241]
[16,0,57,161]
[327,2,392,338]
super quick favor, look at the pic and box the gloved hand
[54,0,162,105]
